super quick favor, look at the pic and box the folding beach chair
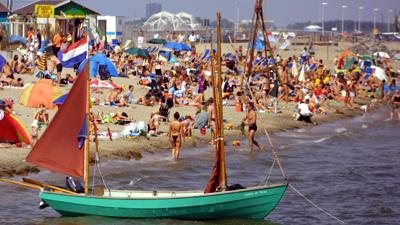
[200,49,210,61]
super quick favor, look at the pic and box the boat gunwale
[40,182,288,200]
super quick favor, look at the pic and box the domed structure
[142,11,202,31]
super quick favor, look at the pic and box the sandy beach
[0,41,398,178]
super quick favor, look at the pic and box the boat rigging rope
[289,184,345,224]
[90,159,97,195]
[91,152,110,194]
[262,158,275,186]
[96,152,110,192]
[262,126,344,224]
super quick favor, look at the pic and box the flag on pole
[58,37,88,68]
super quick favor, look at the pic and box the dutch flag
[58,37,88,68]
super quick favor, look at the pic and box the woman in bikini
[31,104,49,145]
[169,112,183,160]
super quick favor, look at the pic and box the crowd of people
[1,28,399,160]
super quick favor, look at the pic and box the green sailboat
[0,9,287,220]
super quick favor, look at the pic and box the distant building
[145,3,162,18]
[0,3,10,22]
[97,16,124,41]
[12,0,99,40]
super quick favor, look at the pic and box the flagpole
[84,28,90,195]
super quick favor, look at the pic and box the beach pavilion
[11,0,99,41]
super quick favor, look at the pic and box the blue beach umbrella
[162,42,192,51]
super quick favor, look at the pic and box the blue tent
[0,54,6,72]
[77,53,119,77]
[162,42,192,51]
[9,35,28,45]
[53,94,68,106]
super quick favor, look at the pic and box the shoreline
[0,99,368,178]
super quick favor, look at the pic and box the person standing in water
[390,89,400,121]
[169,112,183,160]
[242,102,263,151]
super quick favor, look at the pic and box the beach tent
[77,53,119,78]
[304,25,322,32]
[19,79,63,109]
[0,113,31,145]
[53,94,68,106]
[162,42,192,51]
[0,54,6,71]
[158,48,173,62]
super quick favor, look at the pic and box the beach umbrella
[371,66,388,81]
[338,50,356,61]
[162,42,192,51]
[147,38,167,45]
[126,47,150,58]
[361,55,372,62]
[90,79,120,89]
[373,51,390,59]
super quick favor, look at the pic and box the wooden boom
[23,178,78,195]
[0,178,41,190]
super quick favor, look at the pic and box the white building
[97,15,125,41]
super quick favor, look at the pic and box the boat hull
[39,184,287,220]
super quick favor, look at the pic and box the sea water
[0,109,399,225]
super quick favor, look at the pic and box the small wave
[313,137,330,143]
[128,175,150,186]
[334,127,347,133]
[295,129,306,133]
[361,124,368,129]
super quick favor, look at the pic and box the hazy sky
[7,0,400,27]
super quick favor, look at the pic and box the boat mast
[216,12,227,190]
[84,32,90,195]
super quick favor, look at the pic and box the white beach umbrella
[373,51,390,59]
[371,66,388,81]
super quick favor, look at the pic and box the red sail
[26,64,89,178]
[204,151,223,193]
